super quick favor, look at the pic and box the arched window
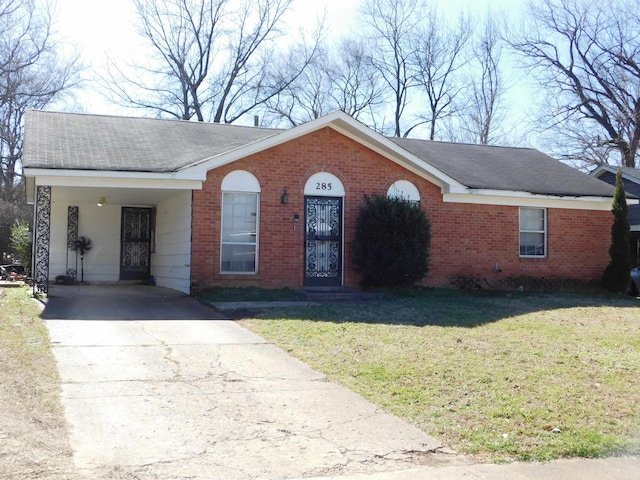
[221,171,260,274]
[387,180,420,205]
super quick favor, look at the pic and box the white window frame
[220,171,260,274]
[519,207,547,258]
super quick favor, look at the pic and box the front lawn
[233,289,640,463]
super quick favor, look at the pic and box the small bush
[351,195,431,287]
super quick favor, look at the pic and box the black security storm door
[120,207,152,281]
[304,196,342,286]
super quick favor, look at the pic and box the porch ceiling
[51,186,191,207]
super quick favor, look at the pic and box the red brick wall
[190,127,612,290]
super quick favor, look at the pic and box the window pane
[520,232,545,256]
[521,208,544,231]
[221,244,256,273]
[222,193,257,242]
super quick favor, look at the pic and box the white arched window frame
[221,171,260,274]
[387,180,421,205]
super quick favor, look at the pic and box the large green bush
[602,169,631,293]
[351,195,431,287]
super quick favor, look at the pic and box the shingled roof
[23,110,615,198]
[23,110,281,172]
[389,137,615,197]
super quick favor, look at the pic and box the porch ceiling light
[97,196,106,207]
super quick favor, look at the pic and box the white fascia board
[443,189,623,210]
[28,170,202,190]
[183,111,467,193]
[631,225,640,232]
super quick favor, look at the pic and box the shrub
[10,221,32,274]
[351,195,431,287]
[602,169,632,293]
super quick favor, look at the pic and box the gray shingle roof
[23,110,281,172]
[23,110,615,198]
[389,137,615,197]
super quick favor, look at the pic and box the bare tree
[460,12,504,145]
[327,38,384,123]
[412,10,472,140]
[105,0,317,124]
[264,38,383,128]
[508,0,640,168]
[263,44,332,127]
[0,0,81,260]
[359,0,425,137]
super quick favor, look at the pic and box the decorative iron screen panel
[66,206,78,281]
[304,197,342,286]
[120,207,151,281]
[34,186,51,294]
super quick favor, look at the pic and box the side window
[387,180,420,205]
[221,171,260,274]
[519,207,546,257]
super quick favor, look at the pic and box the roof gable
[591,165,640,184]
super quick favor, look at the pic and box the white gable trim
[182,111,468,194]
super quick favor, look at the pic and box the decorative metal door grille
[304,196,342,286]
[120,207,151,281]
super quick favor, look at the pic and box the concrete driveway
[43,285,444,479]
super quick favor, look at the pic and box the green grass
[232,289,640,462]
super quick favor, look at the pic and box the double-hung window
[519,207,546,257]
[221,171,260,274]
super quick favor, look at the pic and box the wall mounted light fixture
[97,196,106,207]
[280,189,289,205]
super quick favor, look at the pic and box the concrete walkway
[43,285,445,479]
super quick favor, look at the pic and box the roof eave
[24,167,202,191]
[444,189,625,210]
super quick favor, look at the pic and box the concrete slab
[44,285,445,479]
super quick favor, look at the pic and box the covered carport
[25,175,196,295]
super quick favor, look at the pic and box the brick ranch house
[23,110,625,295]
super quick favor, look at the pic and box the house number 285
[316,182,332,190]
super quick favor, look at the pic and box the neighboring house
[23,110,625,295]
[591,165,640,267]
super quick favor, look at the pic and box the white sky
[55,0,528,117]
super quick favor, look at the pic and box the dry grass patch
[237,290,640,463]
[0,286,77,479]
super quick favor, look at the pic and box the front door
[304,196,342,286]
[120,207,151,281]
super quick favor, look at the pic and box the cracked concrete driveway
[43,285,443,479]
